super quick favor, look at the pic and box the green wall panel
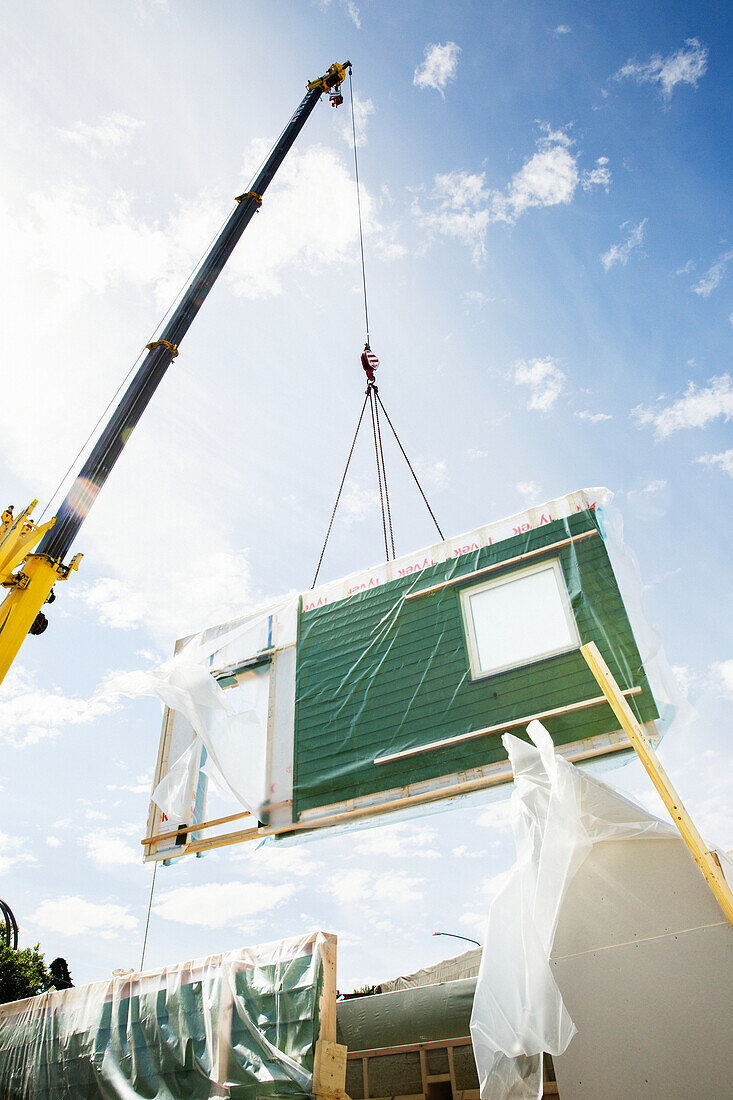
[293,510,658,817]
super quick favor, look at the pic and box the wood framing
[344,1034,562,1100]
[581,640,733,928]
[141,728,641,858]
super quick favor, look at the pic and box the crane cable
[311,392,370,589]
[311,70,444,587]
[348,67,370,347]
[369,386,389,561]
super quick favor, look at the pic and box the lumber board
[581,641,733,928]
[373,687,641,764]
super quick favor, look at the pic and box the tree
[0,927,53,1004]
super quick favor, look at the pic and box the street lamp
[432,931,480,948]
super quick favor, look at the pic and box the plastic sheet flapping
[101,596,298,821]
[0,932,326,1099]
[469,720,684,1100]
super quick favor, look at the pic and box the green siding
[293,510,658,817]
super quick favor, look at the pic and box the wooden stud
[362,1054,369,1099]
[404,530,598,601]
[581,641,733,928]
[313,934,347,1099]
[419,1048,428,1094]
[313,1039,348,1099]
[447,1045,458,1095]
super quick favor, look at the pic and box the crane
[0,61,350,687]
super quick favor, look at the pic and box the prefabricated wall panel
[294,509,657,816]
[145,491,658,855]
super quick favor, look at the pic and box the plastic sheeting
[337,978,476,1051]
[104,597,298,822]
[0,931,327,1099]
[377,947,482,992]
[468,720,720,1100]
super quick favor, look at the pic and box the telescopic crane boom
[0,61,350,687]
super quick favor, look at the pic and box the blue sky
[0,0,731,990]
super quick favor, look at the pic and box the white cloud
[341,0,360,27]
[317,0,361,28]
[475,799,513,830]
[340,482,380,525]
[491,126,579,224]
[710,660,733,699]
[671,665,697,699]
[341,96,374,147]
[415,458,448,491]
[601,219,647,270]
[553,24,572,36]
[70,548,253,640]
[83,829,140,867]
[58,113,144,157]
[633,375,733,438]
[106,774,152,795]
[3,141,396,310]
[32,896,137,938]
[323,867,425,909]
[581,157,612,192]
[0,666,117,748]
[614,37,708,102]
[0,830,36,875]
[512,356,566,412]
[416,127,593,261]
[242,845,322,878]
[354,822,441,860]
[696,449,733,478]
[691,250,733,297]
[626,479,667,502]
[576,409,612,423]
[153,881,295,928]
[414,42,461,95]
[516,480,542,502]
[459,910,487,939]
[452,845,485,859]
[462,290,494,309]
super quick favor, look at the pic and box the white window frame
[459,557,580,680]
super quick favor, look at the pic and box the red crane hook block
[361,345,379,383]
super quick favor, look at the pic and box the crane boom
[0,61,350,686]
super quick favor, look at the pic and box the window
[460,559,579,679]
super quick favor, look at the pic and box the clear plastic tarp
[0,931,329,1099]
[469,721,731,1100]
